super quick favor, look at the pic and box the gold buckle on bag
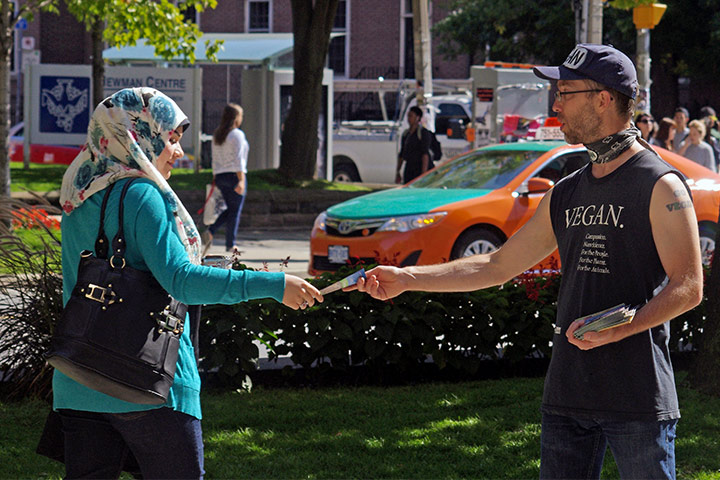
[85,283,117,305]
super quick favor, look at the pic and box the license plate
[328,245,349,264]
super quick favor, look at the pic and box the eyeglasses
[554,89,603,102]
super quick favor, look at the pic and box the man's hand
[566,320,626,350]
[282,275,324,310]
[351,265,411,301]
[234,182,245,196]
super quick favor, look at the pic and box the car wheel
[333,163,361,183]
[451,228,503,259]
[699,222,717,266]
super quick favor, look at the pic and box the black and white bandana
[585,126,640,164]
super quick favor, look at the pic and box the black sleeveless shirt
[545,149,685,421]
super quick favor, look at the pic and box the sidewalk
[203,227,312,277]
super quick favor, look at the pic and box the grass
[2,374,720,479]
[9,163,372,193]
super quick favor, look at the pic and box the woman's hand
[282,275,324,310]
[234,182,245,196]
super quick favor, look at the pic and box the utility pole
[586,0,603,44]
[575,0,604,44]
[633,3,667,113]
[411,0,432,107]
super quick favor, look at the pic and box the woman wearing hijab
[56,87,323,478]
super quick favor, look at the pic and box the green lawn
[9,163,371,193]
[2,374,720,479]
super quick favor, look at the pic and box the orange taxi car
[309,141,720,275]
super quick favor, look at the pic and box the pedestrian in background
[203,103,248,255]
[678,119,717,172]
[634,112,655,142]
[699,106,720,169]
[672,107,690,151]
[650,117,677,151]
[396,106,432,184]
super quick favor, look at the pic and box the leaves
[65,0,222,65]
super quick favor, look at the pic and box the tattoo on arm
[672,189,689,198]
[666,200,693,212]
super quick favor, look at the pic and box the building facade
[13,1,471,134]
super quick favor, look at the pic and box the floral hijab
[60,87,202,264]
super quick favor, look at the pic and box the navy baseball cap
[533,44,638,99]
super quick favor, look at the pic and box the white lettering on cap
[563,47,588,70]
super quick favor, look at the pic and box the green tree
[431,0,577,72]
[0,0,57,199]
[64,0,222,109]
[279,0,339,181]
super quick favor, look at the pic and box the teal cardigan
[54,178,285,419]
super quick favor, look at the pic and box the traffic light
[633,3,667,29]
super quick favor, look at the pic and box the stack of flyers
[320,268,367,295]
[573,304,636,340]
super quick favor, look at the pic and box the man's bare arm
[567,173,703,349]
[355,190,559,300]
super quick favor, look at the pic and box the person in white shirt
[203,103,249,254]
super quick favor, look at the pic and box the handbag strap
[110,179,138,259]
[94,182,117,259]
[95,178,139,261]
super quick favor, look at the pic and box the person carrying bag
[45,87,323,479]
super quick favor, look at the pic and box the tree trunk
[279,0,339,181]
[688,209,720,395]
[0,0,14,196]
[91,18,105,109]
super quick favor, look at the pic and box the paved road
[204,227,313,278]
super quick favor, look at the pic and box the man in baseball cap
[534,43,638,100]
[353,43,700,480]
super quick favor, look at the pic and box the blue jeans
[58,407,204,479]
[209,172,246,250]
[540,413,677,479]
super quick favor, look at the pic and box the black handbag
[46,178,188,405]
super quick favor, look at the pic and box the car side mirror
[524,177,554,195]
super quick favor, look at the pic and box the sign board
[535,126,565,141]
[21,36,34,50]
[25,64,201,156]
[21,50,40,70]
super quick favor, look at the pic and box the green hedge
[200,262,708,388]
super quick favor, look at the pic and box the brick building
[11,1,720,135]
[13,0,471,132]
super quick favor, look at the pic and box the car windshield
[409,149,544,189]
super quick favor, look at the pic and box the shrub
[0,198,62,400]
[199,260,563,388]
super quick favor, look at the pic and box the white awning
[102,33,296,65]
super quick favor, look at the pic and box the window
[247,0,271,33]
[434,103,470,134]
[533,153,590,184]
[181,4,198,24]
[401,0,414,79]
[328,0,348,78]
[173,1,198,24]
